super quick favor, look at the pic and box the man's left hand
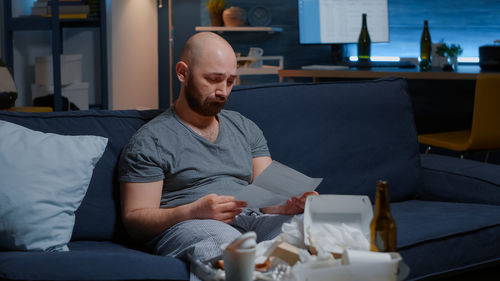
[260,191,319,215]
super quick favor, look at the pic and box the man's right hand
[190,194,247,223]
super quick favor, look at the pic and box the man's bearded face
[184,72,227,116]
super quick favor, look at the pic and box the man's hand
[261,191,319,215]
[190,194,247,223]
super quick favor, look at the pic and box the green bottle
[357,13,371,64]
[420,20,432,71]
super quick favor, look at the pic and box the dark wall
[220,0,331,69]
[159,0,500,107]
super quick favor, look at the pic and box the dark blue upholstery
[394,200,500,279]
[0,241,188,281]
[2,78,500,280]
[227,78,421,202]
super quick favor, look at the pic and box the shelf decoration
[436,43,463,71]
[222,6,246,27]
[205,0,225,26]
[248,6,272,27]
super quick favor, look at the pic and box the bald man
[118,32,316,280]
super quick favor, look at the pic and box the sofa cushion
[0,120,107,251]
[393,200,500,279]
[419,154,500,205]
[227,78,420,201]
[0,110,163,241]
[0,241,188,280]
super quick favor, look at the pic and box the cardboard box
[304,194,373,255]
[32,82,89,110]
[301,195,401,281]
[270,242,300,266]
[35,54,82,86]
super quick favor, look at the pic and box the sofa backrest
[0,110,162,241]
[226,77,420,202]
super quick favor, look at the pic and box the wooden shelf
[7,17,52,30]
[278,66,491,81]
[195,26,283,33]
[235,56,284,84]
[7,17,101,31]
[237,65,282,75]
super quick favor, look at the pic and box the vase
[222,6,247,27]
[449,56,458,70]
[443,56,458,71]
[209,11,223,26]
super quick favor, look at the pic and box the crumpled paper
[272,214,369,256]
[253,215,397,281]
[255,214,353,265]
[307,222,370,254]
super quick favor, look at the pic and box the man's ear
[176,61,189,83]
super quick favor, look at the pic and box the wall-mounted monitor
[298,0,389,44]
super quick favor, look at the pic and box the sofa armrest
[418,154,500,205]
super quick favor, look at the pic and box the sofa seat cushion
[393,200,500,279]
[228,78,420,202]
[0,241,188,281]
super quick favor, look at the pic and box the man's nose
[215,83,229,99]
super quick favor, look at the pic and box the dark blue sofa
[1,77,500,280]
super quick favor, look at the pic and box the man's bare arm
[252,156,272,182]
[120,181,247,242]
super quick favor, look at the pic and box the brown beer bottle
[370,180,397,252]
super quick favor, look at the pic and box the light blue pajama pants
[148,210,295,281]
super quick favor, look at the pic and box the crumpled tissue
[307,222,370,254]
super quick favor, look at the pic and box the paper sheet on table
[235,161,323,208]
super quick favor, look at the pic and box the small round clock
[248,6,272,27]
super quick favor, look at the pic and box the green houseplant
[436,43,463,71]
[205,0,226,26]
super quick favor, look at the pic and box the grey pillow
[0,120,108,251]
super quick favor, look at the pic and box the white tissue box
[35,54,83,86]
[304,194,373,255]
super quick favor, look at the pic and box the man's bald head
[180,32,236,68]
[175,32,237,117]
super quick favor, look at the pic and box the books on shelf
[31,0,90,19]
[44,14,89,19]
[34,0,87,7]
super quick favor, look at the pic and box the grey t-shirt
[118,107,270,207]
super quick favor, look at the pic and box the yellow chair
[418,74,500,161]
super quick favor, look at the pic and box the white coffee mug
[247,47,264,68]
[221,243,255,281]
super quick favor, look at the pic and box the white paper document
[234,161,323,208]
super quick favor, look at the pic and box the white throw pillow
[0,120,108,251]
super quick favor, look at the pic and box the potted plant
[205,0,226,26]
[436,43,463,71]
